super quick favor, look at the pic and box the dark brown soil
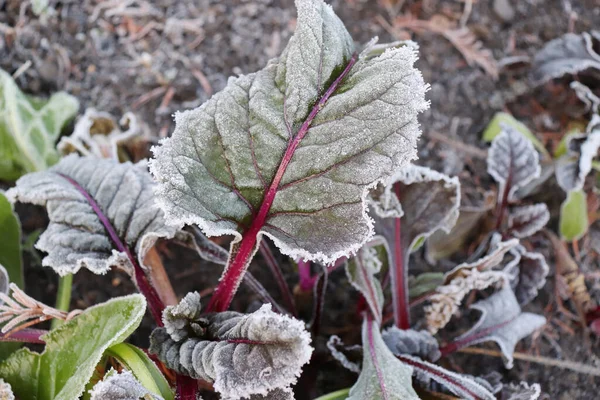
[3,0,600,399]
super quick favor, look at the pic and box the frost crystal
[90,369,164,400]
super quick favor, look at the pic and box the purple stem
[175,375,198,400]
[0,329,46,344]
[439,317,515,357]
[298,259,316,291]
[58,173,165,326]
[310,266,328,336]
[259,241,298,316]
[206,54,358,312]
[392,183,410,330]
[366,312,389,400]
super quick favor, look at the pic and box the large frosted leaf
[532,31,600,84]
[90,369,164,400]
[455,284,546,368]
[0,294,146,400]
[487,125,541,202]
[6,155,178,275]
[0,70,79,180]
[345,238,386,322]
[150,0,428,265]
[347,318,418,400]
[150,298,312,400]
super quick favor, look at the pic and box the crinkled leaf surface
[456,284,546,368]
[326,335,362,374]
[150,302,312,399]
[0,294,146,400]
[381,327,440,361]
[532,31,600,84]
[150,0,428,265]
[504,245,549,306]
[90,369,163,400]
[7,155,178,275]
[482,112,549,158]
[0,70,78,180]
[507,203,550,239]
[0,193,23,288]
[396,355,495,400]
[559,189,588,241]
[347,318,418,400]
[345,238,386,322]
[487,125,541,201]
[502,382,542,400]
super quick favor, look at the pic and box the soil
[2,0,600,399]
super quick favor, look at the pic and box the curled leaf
[502,381,542,400]
[571,81,600,114]
[487,125,541,202]
[381,327,440,361]
[507,203,549,239]
[454,284,546,368]
[6,155,177,275]
[150,303,312,399]
[90,369,164,400]
[532,31,600,84]
[150,0,429,266]
[326,335,362,374]
[504,245,549,306]
[162,292,205,342]
[347,317,418,400]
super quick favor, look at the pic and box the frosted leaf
[240,388,294,400]
[174,227,229,266]
[487,125,541,202]
[90,369,164,400]
[347,318,418,400]
[0,379,14,400]
[150,304,312,399]
[381,327,440,361]
[571,81,600,114]
[504,245,549,305]
[57,109,145,161]
[369,164,460,326]
[502,382,542,400]
[507,203,550,239]
[345,237,386,322]
[150,0,429,265]
[6,155,177,276]
[397,355,495,400]
[162,292,207,342]
[456,284,546,368]
[326,335,361,374]
[532,31,600,84]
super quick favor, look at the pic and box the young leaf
[0,379,14,400]
[0,193,23,289]
[347,317,418,400]
[559,189,588,241]
[369,164,460,327]
[150,301,312,399]
[571,81,600,114]
[532,31,600,84]
[90,369,164,400]
[0,69,79,180]
[381,327,440,361]
[150,0,428,311]
[345,238,386,322]
[507,203,550,239]
[504,245,549,306]
[502,381,542,400]
[487,125,541,202]
[395,355,496,400]
[326,335,362,374]
[554,121,600,193]
[452,284,546,368]
[408,272,444,298]
[482,112,549,158]
[0,294,146,400]
[7,155,178,276]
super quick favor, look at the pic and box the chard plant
[0,0,553,399]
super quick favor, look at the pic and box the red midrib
[207,54,358,312]
[367,314,389,400]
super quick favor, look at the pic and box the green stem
[51,274,73,329]
[313,388,350,400]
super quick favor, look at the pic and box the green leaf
[408,272,444,298]
[313,388,350,400]
[150,0,428,265]
[0,70,78,180]
[482,112,549,158]
[0,294,146,400]
[105,343,173,400]
[559,189,588,241]
[0,192,23,289]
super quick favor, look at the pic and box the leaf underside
[150,0,429,264]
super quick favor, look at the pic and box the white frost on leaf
[150,304,312,400]
[0,379,14,400]
[347,318,418,400]
[90,369,164,400]
[487,125,541,202]
[507,203,550,238]
[162,291,206,341]
[326,335,361,374]
[381,327,440,361]
[503,245,549,306]
[456,283,546,369]
[503,381,542,400]
[6,155,177,276]
[150,0,429,265]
